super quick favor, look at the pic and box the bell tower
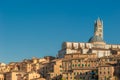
[94,17,103,40]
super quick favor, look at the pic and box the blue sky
[0,0,120,63]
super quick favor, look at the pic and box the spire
[97,17,100,21]
[96,17,102,23]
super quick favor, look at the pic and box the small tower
[94,17,103,40]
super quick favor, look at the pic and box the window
[73,64,74,67]
[74,77,76,80]
[82,64,84,67]
[88,64,90,67]
[75,64,77,67]
[80,72,82,75]
[74,72,76,75]
[60,65,62,68]
[78,64,80,67]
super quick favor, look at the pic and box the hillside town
[0,18,120,80]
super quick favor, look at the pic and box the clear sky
[0,0,120,63]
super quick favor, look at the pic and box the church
[58,18,120,58]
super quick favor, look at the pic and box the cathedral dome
[88,35,103,43]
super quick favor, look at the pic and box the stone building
[0,63,6,73]
[46,59,62,80]
[98,64,115,80]
[5,71,25,80]
[61,53,120,80]
[62,53,98,80]
[23,71,40,80]
[0,73,4,80]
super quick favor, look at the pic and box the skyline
[0,0,120,63]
